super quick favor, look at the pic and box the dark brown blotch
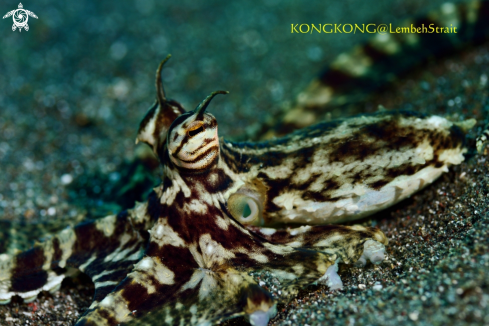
[10,247,48,293]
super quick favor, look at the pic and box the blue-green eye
[242,203,252,218]
[228,194,261,225]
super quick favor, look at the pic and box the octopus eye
[240,198,259,222]
[187,121,205,137]
[228,193,262,225]
[188,126,204,137]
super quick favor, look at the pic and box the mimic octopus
[0,54,475,325]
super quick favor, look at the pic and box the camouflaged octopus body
[0,84,392,325]
[0,77,469,325]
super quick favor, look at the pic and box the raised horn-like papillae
[156,54,171,105]
[194,90,229,120]
[136,55,186,155]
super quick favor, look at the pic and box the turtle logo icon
[3,3,38,32]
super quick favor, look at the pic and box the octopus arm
[119,269,276,326]
[248,224,387,264]
[76,212,278,326]
[0,210,146,305]
[235,224,386,299]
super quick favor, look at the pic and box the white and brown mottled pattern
[221,112,473,226]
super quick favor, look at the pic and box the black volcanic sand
[0,1,488,325]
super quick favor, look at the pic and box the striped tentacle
[130,277,276,326]
[76,264,275,326]
[248,224,387,264]
[252,0,489,140]
[73,219,269,325]
[0,200,153,305]
[247,224,388,290]
[0,214,87,256]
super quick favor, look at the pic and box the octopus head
[167,91,228,170]
[136,55,227,170]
